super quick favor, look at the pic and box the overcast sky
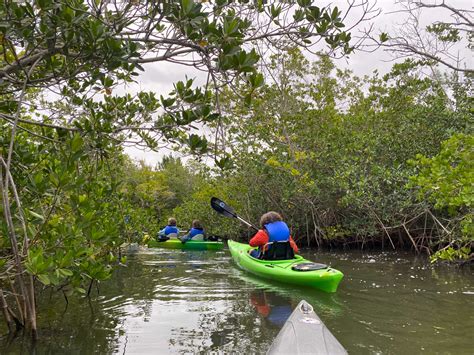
[123,0,473,166]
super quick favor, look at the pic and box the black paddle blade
[210,197,237,218]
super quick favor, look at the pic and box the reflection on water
[249,290,294,327]
[0,247,472,354]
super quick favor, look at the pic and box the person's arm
[289,236,299,253]
[249,230,268,247]
[179,229,192,243]
[158,227,166,236]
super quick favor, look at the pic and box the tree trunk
[0,289,16,333]
[0,159,37,337]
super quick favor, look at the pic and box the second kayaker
[180,219,206,243]
[249,212,299,259]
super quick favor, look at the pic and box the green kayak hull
[228,240,343,293]
[148,239,224,251]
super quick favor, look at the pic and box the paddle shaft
[236,215,259,231]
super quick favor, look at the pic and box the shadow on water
[0,247,472,354]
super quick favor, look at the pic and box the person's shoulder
[253,229,268,238]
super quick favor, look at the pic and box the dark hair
[260,211,283,229]
[192,219,202,229]
[168,217,177,226]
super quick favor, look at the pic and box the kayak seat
[157,232,177,242]
[261,241,295,261]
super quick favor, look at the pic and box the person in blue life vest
[157,217,179,241]
[179,220,205,243]
[249,211,298,259]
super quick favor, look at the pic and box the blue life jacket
[181,227,205,243]
[188,227,204,239]
[163,225,179,235]
[265,221,290,242]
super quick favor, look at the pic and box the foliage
[1,0,357,91]
[430,246,471,264]
[409,134,473,213]
[409,133,473,262]
[0,125,126,294]
[0,0,366,155]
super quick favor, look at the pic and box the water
[1,247,473,354]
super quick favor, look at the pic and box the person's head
[192,219,202,229]
[260,211,283,229]
[168,217,177,226]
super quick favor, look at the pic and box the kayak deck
[267,300,347,355]
[228,240,343,293]
[148,238,224,250]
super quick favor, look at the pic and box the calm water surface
[1,246,473,354]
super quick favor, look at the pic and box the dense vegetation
[0,0,472,339]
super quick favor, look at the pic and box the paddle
[210,197,259,231]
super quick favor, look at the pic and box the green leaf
[29,210,45,221]
[270,5,281,19]
[36,0,52,10]
[71,133,84,152]
[37,274,51,285]
[181,0,194,15]
[293,9,305,22]
[380,32,389,43]
[58,268,73,277]
[297,0,311,8]
[76,287,87,294]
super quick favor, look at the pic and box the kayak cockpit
[248,241,296,260]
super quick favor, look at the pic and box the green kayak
[148,238,224,251]
[228,240,343,293]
